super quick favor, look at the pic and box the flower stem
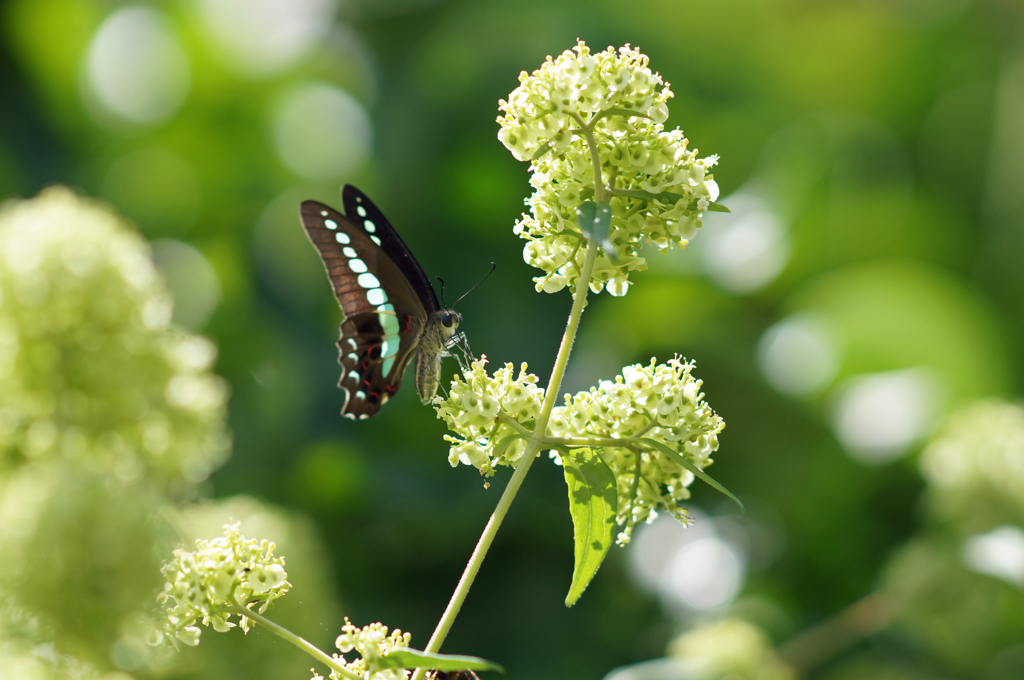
[225,605,360,680]
[536,236,600,436]
[413,237,601,680]
[570,113,607,204]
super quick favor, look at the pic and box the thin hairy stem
[413,238,602,680]
[415,117,609,680]
[546,436,640,448]
[498,411,535,439]
[224,605,359,680]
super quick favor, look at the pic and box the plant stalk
[225,605,360,680]
[412,237,601,680]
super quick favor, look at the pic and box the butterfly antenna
[434,276,448,308]
[453,262,497,308]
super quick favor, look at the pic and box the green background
[2,0,1023,678]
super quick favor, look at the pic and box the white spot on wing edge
[335,232,350,244]
[370,235,381,246]
[342,246,358,258]
[324,218,338,230]
[356,206,367,217]
[363,219,376,233]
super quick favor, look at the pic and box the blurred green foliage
[2,1,1024,679]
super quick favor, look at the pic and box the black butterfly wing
[341,185,440,314]
[300,198,431,419]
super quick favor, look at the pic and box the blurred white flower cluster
[327,619,412,680]
[497,40,720,296]
[156,523,289,646]
[434,356,544,476]
[0,188,236,676]
[551,357,724,543]
[668,618,795,680]
[0,187,230,488]
[921,400,1024,502]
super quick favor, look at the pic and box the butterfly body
[416,308,462,403]
[300,186,460,419]
[427,671,481,680]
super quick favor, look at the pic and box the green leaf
[562,448,618,606]
[591,108,654,125]
[531,141,553,161]
[576,202,611,241]
[610,189,686,205]
[575,201,596,231]
[491,433,520,461]
[575,202,617,263]
[638,438,743,512]
[707,201,730,213]
[380,649,504,674]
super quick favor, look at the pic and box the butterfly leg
[443,332,477,374]
[441,331,467,356]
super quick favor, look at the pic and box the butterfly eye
[441,313,455,327]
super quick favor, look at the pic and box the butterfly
[427,672,481,680]
[300,185,462,420]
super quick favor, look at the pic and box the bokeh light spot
[272,82,372,181]
[193,0,338,77]
[963,526,1024,587]
[758,314,840,397]
[660,536,746,611]
[83,6,190,124]
[832,368,941,465]
[699,194,789,294]
[629,513,748,612]
[152,240,222,330]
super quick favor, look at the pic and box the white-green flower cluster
[0,642,108,680]
[156,523,289,647]
[920,399,1024,525]
[0,187,230,487]
[327,619,412,680]
[497,41,720,296]
[921,399,1024,499]
[551,357,724,543]
[434,356,545,476]
[667,618,795,680]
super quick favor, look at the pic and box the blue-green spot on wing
[561,447,618,607]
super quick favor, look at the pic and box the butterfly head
[440,310,462,329]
